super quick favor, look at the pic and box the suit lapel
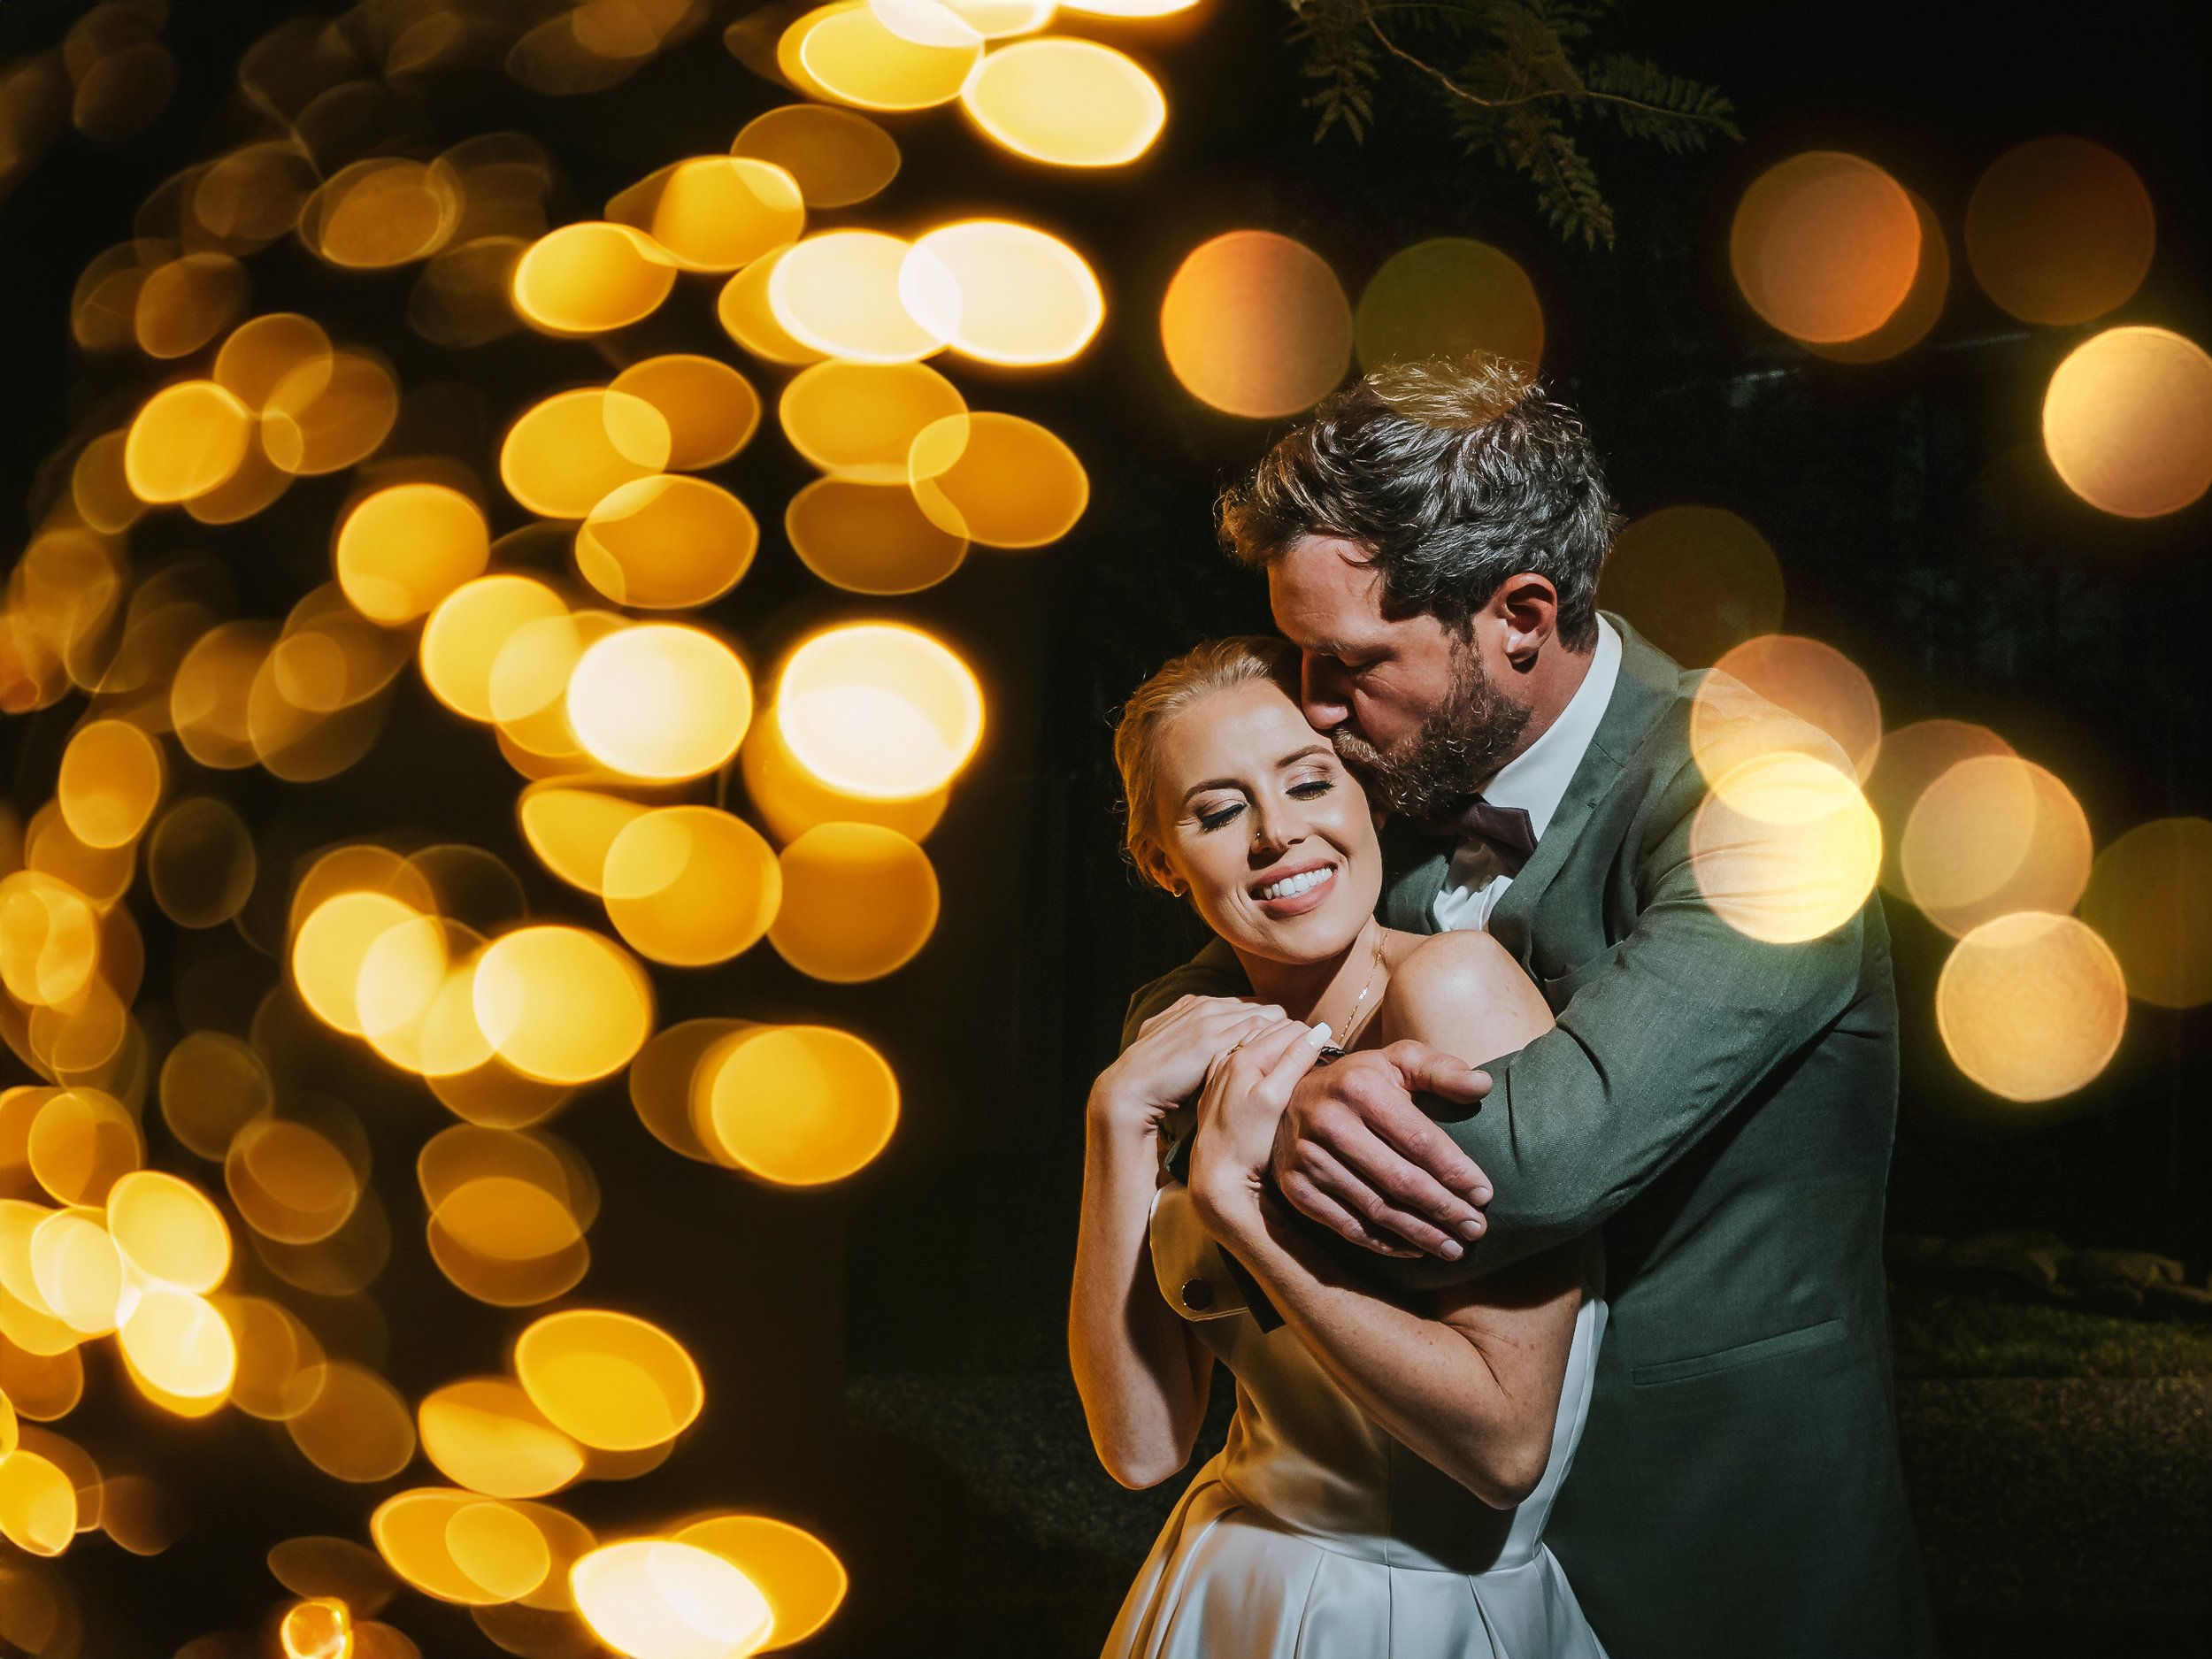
[1487,616,1684,946]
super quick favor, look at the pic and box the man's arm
[1274,757,1870,1287]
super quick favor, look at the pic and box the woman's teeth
[1258,866,1334,902]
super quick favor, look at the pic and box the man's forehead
[1269,537,1388,643]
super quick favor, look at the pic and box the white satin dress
[1102,1181,1609,1659]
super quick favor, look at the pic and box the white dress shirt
[1432,617,1623,933]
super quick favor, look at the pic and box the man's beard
[1329,637,1532,822]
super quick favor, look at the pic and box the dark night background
[0,0,2207,1655]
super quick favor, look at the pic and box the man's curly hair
[1217,354,1621,650]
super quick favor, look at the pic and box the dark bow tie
[1422,795,1540,876]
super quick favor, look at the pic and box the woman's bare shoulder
[1379,930,1553,1057]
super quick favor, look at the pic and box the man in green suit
[1123,357,1936,1656]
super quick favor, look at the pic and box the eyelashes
[1193,777,1334,833]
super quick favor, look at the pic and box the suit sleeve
[1118,938,1247,1053]
[1359,754,1872,1290]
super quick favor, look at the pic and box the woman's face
[1145,680,1384,964]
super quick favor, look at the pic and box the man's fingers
[1363,1098,1494,1210]
[1296,1137,1465,1259]
[1385,1040,1491,1107]
[1276,1167,1421,1259]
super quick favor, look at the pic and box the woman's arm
[1069,995,1276,1489]
[1187,938,1583,1508]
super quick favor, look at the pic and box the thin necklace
[1316,926,1386,1057]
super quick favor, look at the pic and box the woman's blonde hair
[1112,635,1300,889]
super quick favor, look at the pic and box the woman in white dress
[1072,637,1608,1659]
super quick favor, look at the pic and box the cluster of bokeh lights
[0,0,1210,1651]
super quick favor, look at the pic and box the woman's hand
[1187,1018,1329,1242]
[1088,995,1285,1139]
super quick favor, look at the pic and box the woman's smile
[1250,860,1338,916]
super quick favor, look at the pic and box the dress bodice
[1148,1179,1607,1577]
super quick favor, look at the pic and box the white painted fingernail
[1304,1023,1333,1048]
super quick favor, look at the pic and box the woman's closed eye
[1287,777,1333,801]
[1194,800,1244,832]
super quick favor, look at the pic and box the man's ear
[1494,572,1561,670]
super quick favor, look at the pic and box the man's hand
[1270,1041,1494,1260]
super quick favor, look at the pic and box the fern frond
[1290,0,1381,142]
[1583,52,1740,150]
[1495,102,1614,249]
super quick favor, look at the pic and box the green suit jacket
[1122,618,1936,1659]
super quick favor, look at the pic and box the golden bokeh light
[472,926,653,1086]
[421,576,570,724]
[909,411,1089,547]
[701,1025,901,1187]
[741,715,949,845]
[1863,719,2016,900]
[515,1309,703,1452]
[106,1170,230,1293]
[606,157,805,273]
[1161,230,1352,419]
[0,1450,76,1557]
[1901,756,2093,938]
[1689,753,1883,943]
[500,388,672,519]
[1964,136,2154,326]
[0,873,101,1010]
[780,359,966,482]
[292,889,422,1037]
[961,37,1165,167]
[733,104,901,208]
[1690,634,1882,791]
[287,1360,419,1484]
[56,719,164,850]
[785,479,968,595]
[1596,506,1784,669]
[278,1597,352,1659]
[446,1499,551,1602]
[123,380,255,504]
[268,1534,400,1617]
[157,1030,273,1159]
[28,1209,123,1335]
[768,230,949,363]
[2079,817,2212,1010]
[134,253,250,360]
[1938,912,2127,1102]
[603,808,782,967]
[0,1337,83,1423]
[1803,191,1948,365]
[576,477,759,610]
[27,1087,141,1207]
[1353,238,1543,373]
[303,157,462,270]
[511,222,678,336]
[419,1376,586,1501]
[776,624,983,801]
[567,625,753,782]
[716,249,829,366]
[226,1115,365,1246]
[172,620,274,771]
[771,825,939,982]
[572,1539,772,1659]
[609,356,762,471]
[260,349,401,477]
[517,783,652,895]
[899,219,1103,365]
[1729,151,1921,343]
[71,429,144,534]
[334,484,491,627]
[2041,326,2212,518]
[676,1514,848,1652]
[117,1286,237,1403]
[213,312,333,412]
[794,4,979,111]
[372,1486,525,1607]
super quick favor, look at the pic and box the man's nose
[1302,654,1352,730]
